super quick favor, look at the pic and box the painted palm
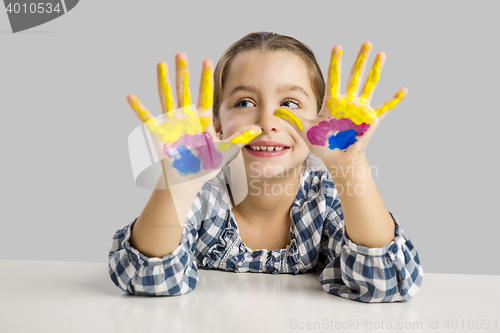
[128,56,261,185]
[275,42,407,165]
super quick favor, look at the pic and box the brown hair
[213,31,325,132]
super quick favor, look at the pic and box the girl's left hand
[274,42,407,165]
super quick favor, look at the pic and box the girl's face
[217,50,318,179]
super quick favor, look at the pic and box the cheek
[282,122,307,147]
[220,114,244,137]
[294,135,309,150]
[303,108,319,121]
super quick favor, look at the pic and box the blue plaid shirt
[109,165,423,303]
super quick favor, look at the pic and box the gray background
[1,0,498,275]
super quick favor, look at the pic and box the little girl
[109,32,423,303]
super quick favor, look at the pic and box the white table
[0,259,499,333]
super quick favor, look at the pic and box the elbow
[398,263,424,301]
[108,258,199,297]
[109,273,199,297]
[108,231,199,297]
[339,264,424,303]
[370,263,424,303]
[130,275,199,296]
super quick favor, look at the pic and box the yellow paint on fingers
[375,90,405,116]
[274,108,303,130]
[219,129,261,151]
[218,142,234,151]
[199,116,211,132]
[130,95,207,144]
[130,96,158,127]
[230,129,262,145]
[347,43,372,101]
[359,53,382,106]
[327,97,377,125]
[329,48,342,99]
[198,67,213,131]
[202,68,213,110]
[159,63,174,118]
[178,59,192,108]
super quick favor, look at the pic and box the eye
[281,99,301,109]
[235,99,256,108]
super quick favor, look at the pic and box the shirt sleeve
[107,191,206,296]
[319,193,424,303]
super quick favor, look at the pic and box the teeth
[249,146,285,151]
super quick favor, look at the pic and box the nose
[257,106,281,133]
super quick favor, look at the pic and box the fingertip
[362,41,373,52]
[274,107,304,130]
[332,45,342,57]
[228,127,262,145]
[274,107,300,117]
[175,52,187,60]
[203,58,213,68]
[274,107,290,114]
[376,52,386,67]
[158,61,168,72]
[176,53,188,68]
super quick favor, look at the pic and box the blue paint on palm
[172,146,201,175]
[328,129,358,150]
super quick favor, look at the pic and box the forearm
[130,167,219,258]
[323,154,396,248]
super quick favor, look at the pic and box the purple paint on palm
[307,118,370,147]
[164,132,223,170]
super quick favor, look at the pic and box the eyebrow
[227,83,310,98]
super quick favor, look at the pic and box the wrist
[322,154,371,180]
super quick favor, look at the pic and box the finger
[218,127,262,151]
[196,59,214,134]
[359,52,386,107]
[374,87,408,119]
[273,107,306,131]
[127,94,158,131]
[326,46,342,100]
[345,42,373,102]
[175,52,193,110]
[197,111,213,135]
[157,61,175,119]
[197,59,214,111]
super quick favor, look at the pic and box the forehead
[224,50,313,93]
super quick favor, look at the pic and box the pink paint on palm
[164,132,223,170]
[307,118,370,146]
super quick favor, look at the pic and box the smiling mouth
[245,145,290,152]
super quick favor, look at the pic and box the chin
[243,158,303,180]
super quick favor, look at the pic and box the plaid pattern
[109,165,423,302]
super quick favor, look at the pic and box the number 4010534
[5,2,61,14]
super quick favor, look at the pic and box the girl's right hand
[126,53,261,187]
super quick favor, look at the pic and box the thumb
[274,108,305,131]
[219,126,262,151]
